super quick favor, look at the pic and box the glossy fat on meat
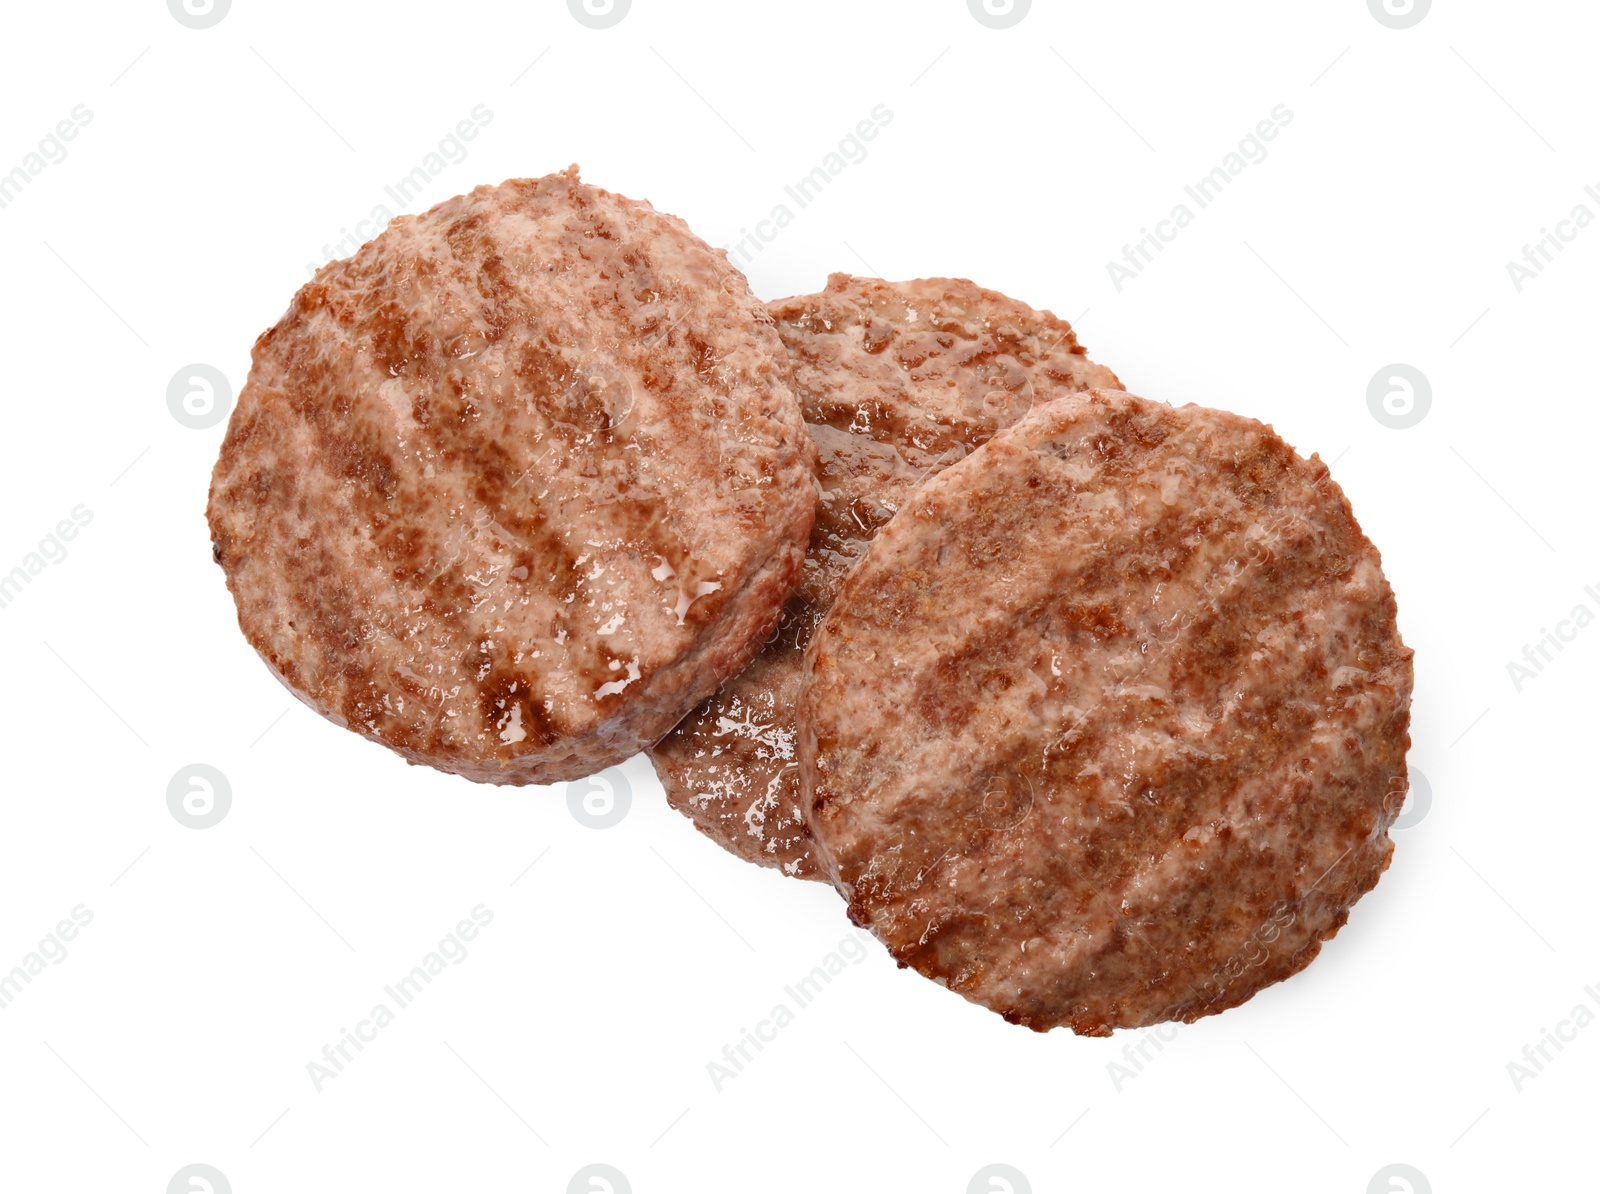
[207,168,816,784]
[800,390,1413,1033]
[648,275,1120,878]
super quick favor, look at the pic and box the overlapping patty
[800,390,1413,1033]
[648,275,1120,877]
[208,168,815,784]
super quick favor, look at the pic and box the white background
[0,1,1594,1191]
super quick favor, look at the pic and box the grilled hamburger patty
[801,389,1413,1033]
[208,168,815,784]
[649,275,1119,877]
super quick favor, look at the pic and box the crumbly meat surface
[800,390,1413,1033]
[208,168,815,784]
[649,274,1119,878]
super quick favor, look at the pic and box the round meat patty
[800,389,1413,1033]
[648,275,1120,878]
[208,168,816,785]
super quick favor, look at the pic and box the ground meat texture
[207,168,815,785]
[800,390,1413,1034]
[648,275,1119,878]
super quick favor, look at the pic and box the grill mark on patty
[832,416,1371,899]
[208,170,814,783]
[650,276,1121,879]
[804,389,1412,1032]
